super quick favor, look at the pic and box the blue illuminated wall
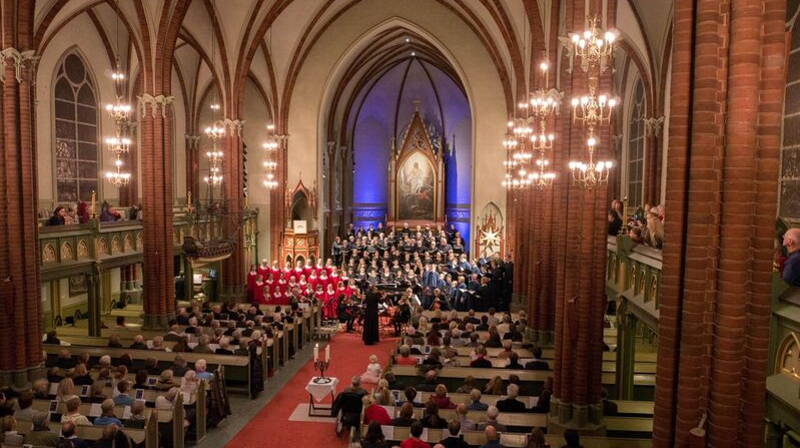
[351,58,472,252]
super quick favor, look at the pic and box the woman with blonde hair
[362,394,392,426]
[373,379,393,406]
[360,354,382,384]
[56,378,78,404]
[429,384,456,409]
[645,212,664,249]
[156,369,175,391]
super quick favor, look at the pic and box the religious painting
[398,151,435,221]
[68,274,88,297]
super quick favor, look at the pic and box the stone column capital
[0,47,38,84]
[138,94,174,118]
[644,116,665,138]
[218,118,245,137]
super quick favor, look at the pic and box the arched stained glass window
[54,52,98,202]
[627,79,645,208]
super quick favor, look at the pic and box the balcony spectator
[100,202,121,222]
[65,204,79,225]
[644,212,664,249]
[783,228,800,287]
[48,206,66,226]
[608,210,622,235]
[78,201,91,224]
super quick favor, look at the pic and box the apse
[351,57,472,248]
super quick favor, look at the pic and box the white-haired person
[195,359,214,380]
[180,370,199,394]
[360,354,382,384]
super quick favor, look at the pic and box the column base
[142,313,175,330]
[547,398,606,435]
[219,284,246,304]
[120,283,143,305]
[0,364,46,389]
[526,330,554,345]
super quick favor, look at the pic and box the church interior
[1,0,799,447]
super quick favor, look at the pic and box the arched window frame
[52,49,100,203]
[625,78,646,208]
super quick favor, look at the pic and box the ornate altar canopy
[388,106,445,226]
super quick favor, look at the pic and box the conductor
[362,286,381,345]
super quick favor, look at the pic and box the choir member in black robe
[362,287,381,345]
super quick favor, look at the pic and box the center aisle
[223,332,399,448]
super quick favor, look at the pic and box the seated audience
[396,345,418,365]
[429,384,456,410]
[180,370,199,395]
[107,334,123,348]
[496,384,526,413]
[93,424,132,448]
[416,370,439,392]
[112,381,134,407]
[124,401,146,429]
[93,399,123,427]
[60,421,89,448]
[479,426,506,448]
[72,364,93,386]
[61,397,91,426]
[420,401,447,429]
[526,427,550,448]
[467,389,488,411]
[1,416,23,446]
[32,379,50,399]
[193,335,214,354]
[392,402,417,427]
[470,346,493,368]
[483,376,504,396]
[13,391,38,421]
[215,338,234,355]
[524,346,550,371]
[363,395,392,426]
[455,376,475,394]
[26,411,60,447]
[361,420,389,448]
[505,352,524,370]
[397,387,423,408]
[384,372,406,391]
[373,379,393,406]
[531,378,552,414]
[155,387,180,410]
[601,388,618,416]
[400,421,431,448]
[170,355,189,377]
[155,370,175,391]
[133,370,149,390]
[57,378,79,404]
[455,404,475,431]
[476,406,506,432]
[195,359,214,380]
[439,419,469,448]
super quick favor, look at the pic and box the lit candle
[314,343,319,362]
[325,345,330,362]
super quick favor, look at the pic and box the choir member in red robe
[324,283,338,319]
[247,264,259,302]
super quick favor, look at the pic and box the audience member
[455,404,475,431]
[123,401,146,429]
[93,399,122,427]
[470,346,492,368]
[429,384,456,410]
[360,354,383,384]
[783,228,800,287]
[526,427,549,448]
[563,429,583,448]
[396,345,418,366]
[479,426,506,448]
[476,406,506,432]
[496,384,526,413]
[416,370,439,392]
[483,376,504,395]
[72,364,93,386]
[61,397,91,426]
[439,420,468,448]
[524,346,549,370]
[531,378,552,414]
[26,411,60,446]
[343,376,368,397]
[467,389,488,411]
[60,421,89,448]
[400,422,431,448]
[195,359,214,380]
[112,381,134,407]
[455,377,476,394]
[363,395,392,426]
[505,352,523,370]
[13,391,38,421]
[420,401,447,429]
[361,420,389,448]
[392,402,417,427]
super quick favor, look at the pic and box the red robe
[247,272,258,300]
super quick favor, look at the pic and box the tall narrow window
[780,15,800,219]
[54,52,98,202]
[627,79,645,208]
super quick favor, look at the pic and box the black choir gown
[362,292,381,345]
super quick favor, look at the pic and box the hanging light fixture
[104,1,132,188]
[203,123,225,187]
[566,14,618,189]
[262,123,279,189]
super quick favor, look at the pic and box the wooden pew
[389,365,656,400]
[16,407,158,448]
[377,404,547,429]
[357,424,653,447]
[399,355,657,374]
[412,391,654,418]
[43,344,255,399]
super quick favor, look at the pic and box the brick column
[139,94,176,329]
[220,119,246,302]
[0,46,44,387]
[547,0,613,433]
[652,0,786,447]
[185,134,201,202]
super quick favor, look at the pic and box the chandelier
[262,123,279,189]
[203,123,225,187]
[566,15,618,189]
[502,59,559,190]
[104,64,132,188]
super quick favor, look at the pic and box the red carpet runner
[224,332,398,448]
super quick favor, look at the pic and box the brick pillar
[547,0,613,433]
[652,0,786,447]
[186,134,201,203]
[139,94,176,329]
[221,119,246,302]
[0,46,45,387]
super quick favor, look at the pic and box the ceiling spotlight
[411,52,416,57]
[405,38,411,43]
